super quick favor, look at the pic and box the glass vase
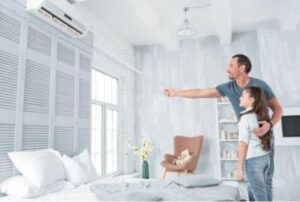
[142,160,149,179]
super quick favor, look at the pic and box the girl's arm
[237,142,248,181]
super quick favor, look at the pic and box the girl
[237,86,272,201]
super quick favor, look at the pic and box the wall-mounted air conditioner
[27,0,88,38]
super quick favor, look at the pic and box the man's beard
[228,74,234,80]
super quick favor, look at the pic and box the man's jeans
[267,141,274,201]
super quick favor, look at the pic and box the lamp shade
[177,18,197,38]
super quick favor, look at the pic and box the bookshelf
[216,97,239,181]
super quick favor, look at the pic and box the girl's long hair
[240,87,272,151]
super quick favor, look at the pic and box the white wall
[256,23,300,200]
[71,3,137,174]
[92,51,136,174]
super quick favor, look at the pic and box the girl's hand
[236,169,245,181]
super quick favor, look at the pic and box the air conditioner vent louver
[27,0,87,38]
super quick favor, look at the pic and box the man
[164,54,283,201]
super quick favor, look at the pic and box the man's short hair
[232,54,252,73]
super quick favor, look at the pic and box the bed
[0,149,247,201]
[0,177,246,201]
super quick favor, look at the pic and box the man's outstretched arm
[164,88,222,98]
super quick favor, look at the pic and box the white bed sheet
[91,180,240,201]
[0,183,98,202]
[0,177,242,201]
[0,177,129,202]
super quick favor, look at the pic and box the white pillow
[0,175,74,198]
[74,149,99,182]
[171,175,221,188]
[61,155,89,186]
[8,149,65,188]
[62,149,99,186]
[108,191,163,201]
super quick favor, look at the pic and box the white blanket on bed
[0,184,98,202]
[0,178,242,201]
[91,180,240,201]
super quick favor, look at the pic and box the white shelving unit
[216,97,239,181]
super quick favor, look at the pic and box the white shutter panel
[79,79,90,118]
[0,50,19,110]
[22,125,48,150]
[0,5,93,182]
[0,11,21,44]
[54,126,74,156]
[27,26,51,56]
[79,54,91,72]
[0,124,15,181]
[0,10,20,182]
[55,42,76,156]
[77,128,90,153]
[55,71,74,117]
[24,60,50,113]
[57,43,75,67]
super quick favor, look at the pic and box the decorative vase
[142,160,149,179]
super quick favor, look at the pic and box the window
[91,69,118,176]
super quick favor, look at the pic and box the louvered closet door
[0,124,15,181]
[23,25,52,151]
[22,125,48,150]
[54,126,74,156]
[78,53,91,153]
[79,79,90,119]
[0,10,21,181]
[1,3,93,182]
[55,71,74,117]
[55,42,75,156]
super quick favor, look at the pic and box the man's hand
[254,121,271,137]
[163,88,177,97]
[236,168,245,181]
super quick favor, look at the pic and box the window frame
[91,69,121,177]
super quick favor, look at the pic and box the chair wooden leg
[162,169,167,179]
[192,171,195,175]
[184,169,188,174]
[178,172,181,176]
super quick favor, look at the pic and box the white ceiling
[81,0,300,50]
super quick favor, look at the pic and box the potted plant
[128,138,153,179]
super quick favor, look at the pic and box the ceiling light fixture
[177,4,210,38]
[177,7,197,38]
